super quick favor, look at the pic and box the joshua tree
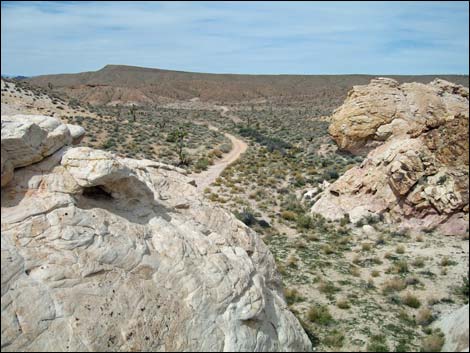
[168,127,189,166]
[130,104,136,122]
[157,116,169,130]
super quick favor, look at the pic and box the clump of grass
[416,307,434,326]
[367,334,389,352]
[398,309,416,326]
[284,287,304,305]
[371,269,380,277]
[361,242,373,251]
[396,245,406,254]
[420,329,445,352]
[323,329,345,348]
[412,257,426,268]
[350,266,361,277]
[393,259,409,274]
[402,292,421,308]
[307,305,334,325]
[322,244,334,255]
[454,276,469,303]
[318,281,340,295]
[280,210,296,221]
[440,256,456,267]
[382,277,407,294]
[285,254,299,268]
[336,298,350,309]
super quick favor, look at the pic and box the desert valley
[1,1,469,352]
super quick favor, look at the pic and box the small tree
[157,116,169,130]
[130,104,136,122]
[168,127,189,166]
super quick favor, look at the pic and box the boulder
[328,78,469,155]
[1,116,312,352]
[1,115,84,187]
[66,124,86,144]
[312,79,469,234]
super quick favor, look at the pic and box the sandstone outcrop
[434,305,469,352]
[1,115,83,187]
[328,78,469,155]
[1,115,311,351]
[312,79,469,234]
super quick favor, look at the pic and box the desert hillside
[26,64,469,105]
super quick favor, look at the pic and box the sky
[1,1,469,76]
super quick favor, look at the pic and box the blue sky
[1,1,469,76]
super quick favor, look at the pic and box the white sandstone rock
[434,305,469,352]
[1,115,84,187]
[1,117,311,352]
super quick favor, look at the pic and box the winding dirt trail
[190,124,247,192]
[190,105,248,192]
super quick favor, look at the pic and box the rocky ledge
[1,115,311,351]
[312,78,469,235]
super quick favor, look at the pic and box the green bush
[307,305,333,325]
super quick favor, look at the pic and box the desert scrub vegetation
[62,106,230,171]
[186,102,468,352]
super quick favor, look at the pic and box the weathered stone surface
[434,305,469,352]
[66,124,86,144]
[328,78,469,155]
[1,115,83,187]
[1,148,14,187]
[1,117,311,352]
[312,79,469,234]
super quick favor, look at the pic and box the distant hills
[2,74,29,80]
[26,64,469,105]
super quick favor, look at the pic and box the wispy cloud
[1,1,468,76]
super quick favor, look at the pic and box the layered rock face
[1,115,85,187]
[312,78,469,234]
[1,116,311,351]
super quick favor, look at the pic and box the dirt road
[219,105,242,124]
[190,124,247,192]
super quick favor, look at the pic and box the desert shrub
[284,288,304,305]
[307,305,333,325]
[416,307,434,326]
[219,143,232,153]
[454,276,469,303]
[396,245,406,254]
[318,281,340,295]
[393,259,409,274]
[402,292,421,308]
[323,169,339,181]
[420,330,445,352]
[281,211,296,221]
[367,334,389,352]
[296,214,313,229]
[336,298,350,309]
[194,158,210,171]
[323,329,345,348]
[382,277,407,294]
[235,208,257,226]
[412,257,426,268]
[238,126,292,153]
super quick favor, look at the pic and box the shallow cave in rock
[82,185,113,200]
